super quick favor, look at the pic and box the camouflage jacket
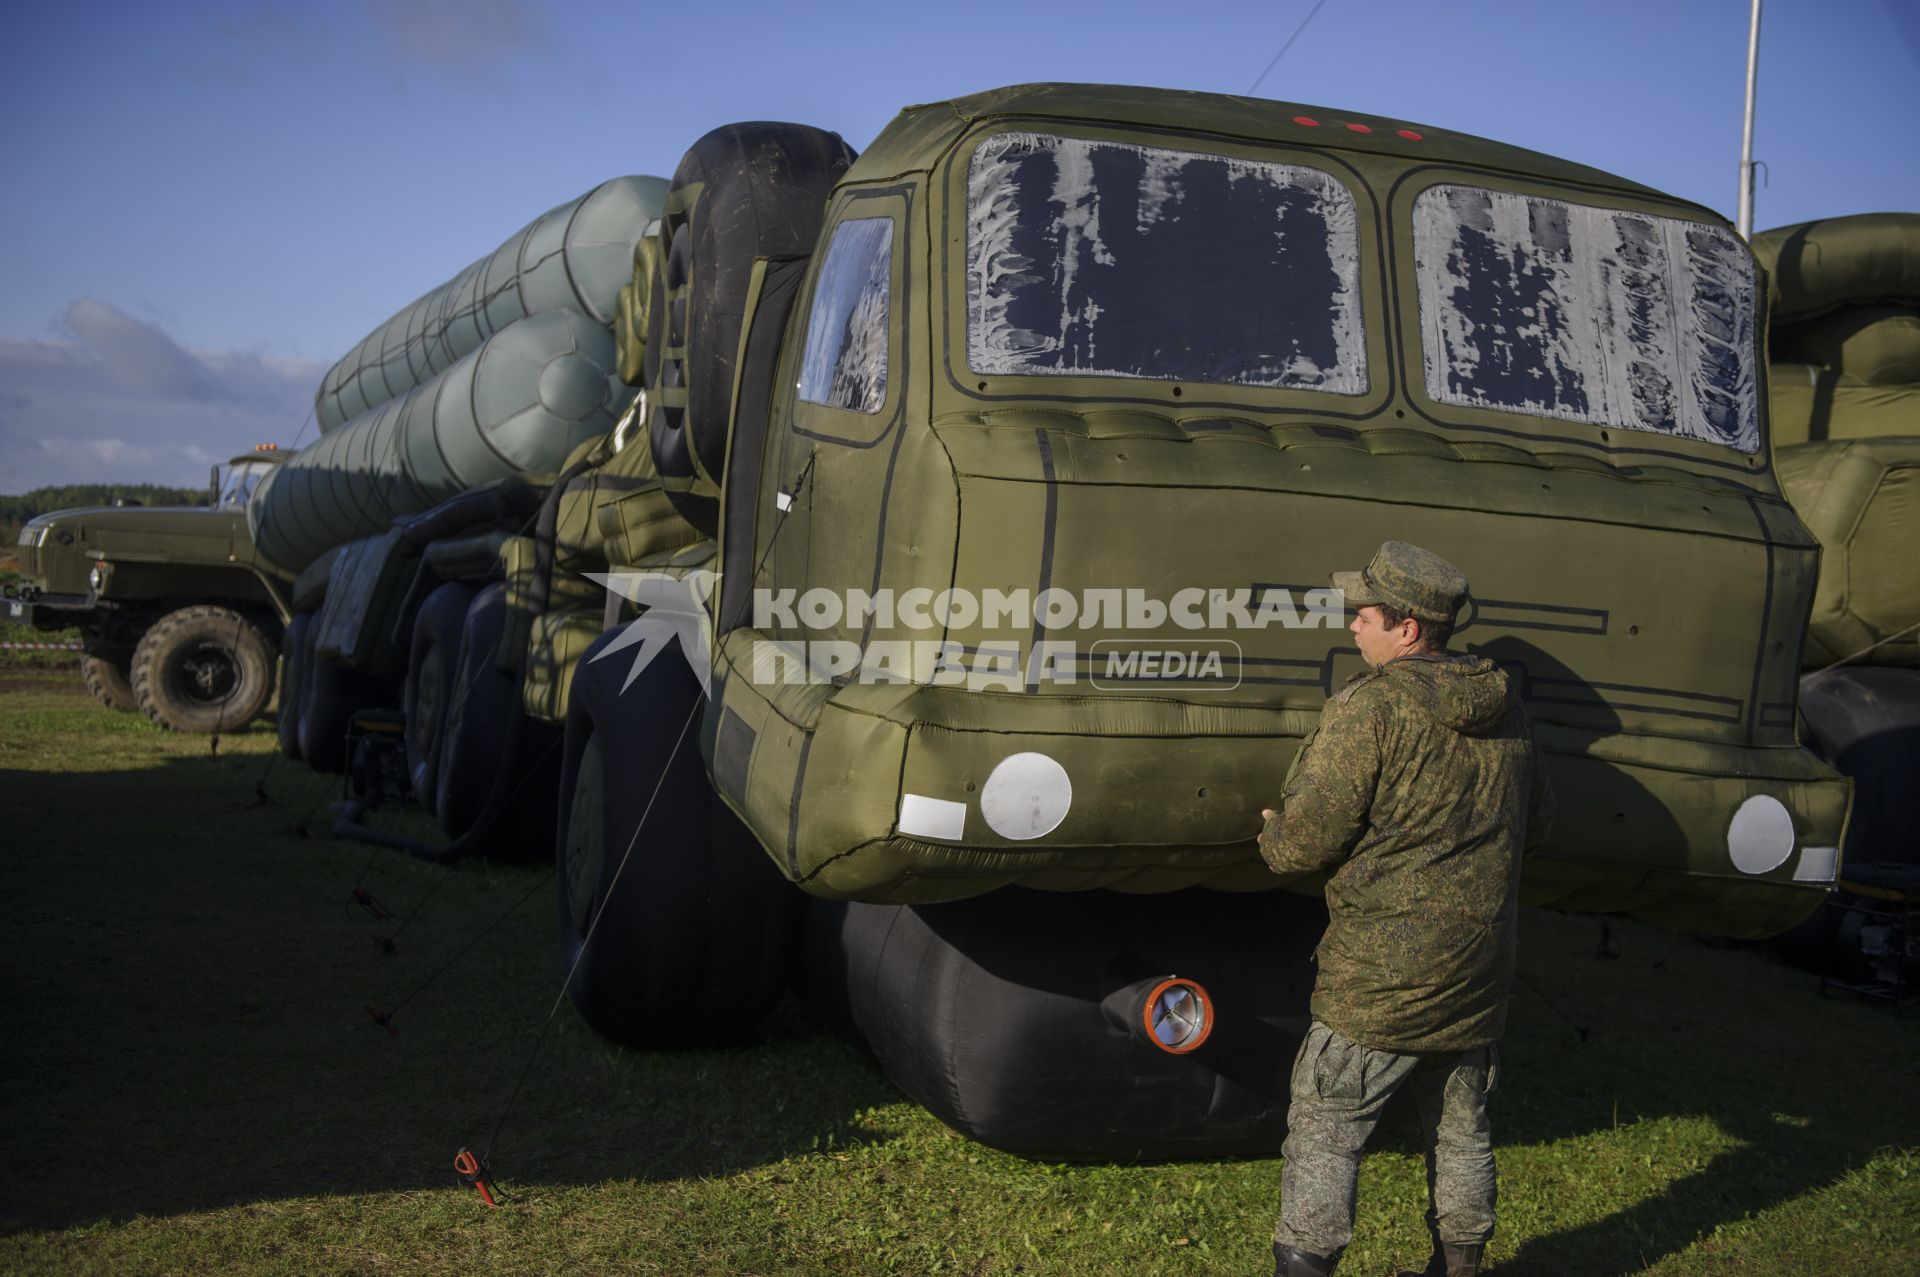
[1258,653,1554,1053]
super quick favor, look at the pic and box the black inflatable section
[437,584,517,835]
[1799,666,1920,866]
[404,581,476,812]
[801,887,1327,1162]
[555,626,803,1047]
[647,121,856,534]
[276,611,311,760]
[297,656,387,775]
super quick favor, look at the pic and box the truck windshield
[1412,185,1759,452]
[965,132,1367,394]
[216,462,271,508]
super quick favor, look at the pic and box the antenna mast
[1738,0,1763,239]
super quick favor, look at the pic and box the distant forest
[2,484,206,539]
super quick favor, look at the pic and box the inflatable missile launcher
[259,85,1852,1160]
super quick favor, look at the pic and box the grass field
[1,667,1916,1276]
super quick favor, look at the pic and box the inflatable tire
[646,121,856,533]
[555,627,802,1047]
[276,613,311,758]
[403,581,476,812]
[436,583,516,840]
[81,649,137,713]
[298,656,384,774]
[130,605,276,733]
[800,887,1326,1161]
[1799,666,1920,866]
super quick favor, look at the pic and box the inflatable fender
[404,582,476,811]
[555,626,802,1046]
[645,121,856,533]
[800,886,1326,1161]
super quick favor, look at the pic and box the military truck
[257,85,1853,1160]
[5,448,291,730]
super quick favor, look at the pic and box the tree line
[2,484,206,539]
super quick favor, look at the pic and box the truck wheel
[646,121,856,533]
[277,613,311,759]
[404,582,476,812]
[81,650,137,713]
[130,605,276,733]
[555,628,802,1047]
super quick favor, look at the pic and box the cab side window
[797,217,894,414]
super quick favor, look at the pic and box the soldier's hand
[1260,808,1277,822]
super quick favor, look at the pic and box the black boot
[1394,1241,1483,1277]
[1273,1240,1338,1276]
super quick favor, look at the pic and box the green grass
[1,668,1916,1276]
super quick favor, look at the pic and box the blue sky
[2,0,1916,489]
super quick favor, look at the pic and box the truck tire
[81,650,137,713]
[404,582,476,812]
[130,605,276,733]
[646,121,856,533]
[555,628,802,1047]
[277,613,311,758]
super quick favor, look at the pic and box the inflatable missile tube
[314,176,667,434]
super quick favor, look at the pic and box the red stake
[454,1148,498,1208]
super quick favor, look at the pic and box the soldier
[1256,541,1554,1277]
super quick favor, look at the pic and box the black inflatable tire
[403,582,476,812]
[436,583,515,838]
[81,649,137,713]
[1799,667,1920,865]
[276,613,311,758]
[646,121,855,533]
[130,605,276,733]
[555,627,802,1047]
[298,656,383,774]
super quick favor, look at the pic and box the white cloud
[0,300,325,492]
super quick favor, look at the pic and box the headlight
[88,565,105,593]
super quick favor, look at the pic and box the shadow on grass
[1361,910,1920,1275]
[0,734,903,1233]
[3,685,1916,1275]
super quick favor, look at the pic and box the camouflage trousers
[1274,1021,1499,1259]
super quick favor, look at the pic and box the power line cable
[1246,0,1332,97]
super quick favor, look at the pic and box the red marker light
[1346,122,1373,134]
[1397,129,1424,141]
[1292,115,1319,127]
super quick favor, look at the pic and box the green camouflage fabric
[1258,653,1553,1053]
[1275,1022,1498,1258]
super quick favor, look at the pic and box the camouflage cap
[1332,541,1469,624]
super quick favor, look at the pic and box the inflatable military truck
[259,84,1853,1161]
[1751,213,1920,964]
[5,448,291,730]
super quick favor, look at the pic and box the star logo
[584,568,719,698]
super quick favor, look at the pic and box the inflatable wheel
[403,582,476,811]
[130,605,276,733]
[1799,666,1920,865]
[298,656,384,774]
[645,121,855,533]
[555,627,802,1047]
[81,648,137,713]
[276,613,311,758]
